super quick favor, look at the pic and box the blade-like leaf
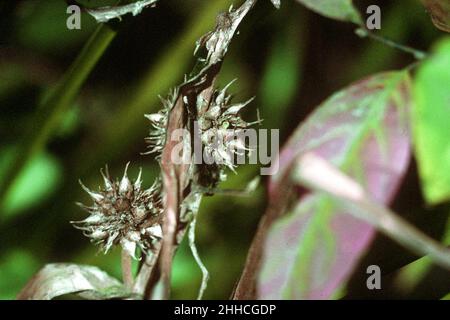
[258,71,412,299]
[421,0,450,32]
[17,263,129,300]
[412,38,450,204]
[295,0,362,24]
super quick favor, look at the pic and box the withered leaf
[421,0,450,32]
[17,263,130,300]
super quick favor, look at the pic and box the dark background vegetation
[0,0,448,299]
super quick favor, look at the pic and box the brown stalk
[233,165,294,299]
[121,250,134,290]
[134,0,261,299]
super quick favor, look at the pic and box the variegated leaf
[259,71,412,299]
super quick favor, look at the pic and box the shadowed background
[0,0,448,299]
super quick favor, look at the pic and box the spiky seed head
[144,89,177,156]
[199,81,256,173]
[73,164,163,258]
[145,81,259,190]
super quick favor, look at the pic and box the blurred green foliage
[0,147,62,219]
[412,38,450,204]
[17,0,96,52]
[0,0,449,299]
[0,250,39,299]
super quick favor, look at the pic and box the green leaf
[295,0,362,24]
[412,38,450,204]
[17,0,96,53]
[0,148,62,219]
[0,250,39,299]
[17,263,130,300]
[0,24,116,214]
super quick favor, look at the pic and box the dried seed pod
[73,164,163,258]
[144,89,177,156]
[145,80,258,189]
[199,80,256,173]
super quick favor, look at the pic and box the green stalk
[389,214,450,298]
[0,24,116,210]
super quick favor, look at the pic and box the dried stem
[132,242,161,298]
[233,170,292,299]
[189,217,209,300]
[294,153,450,270]
[155,0,260,299]
[121,250,134,290]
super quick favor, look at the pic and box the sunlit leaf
[17,263,129,300]
[0,148,62,219]
[259,71,412,299]
[412,38,450,204]
[295,0,362,24]
[421,0,450,32]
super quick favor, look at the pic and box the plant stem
[295,153,450,270]
[355,28,427,60]
[121,250,134,290]
[189,216,209,300]
[0,24,116,211]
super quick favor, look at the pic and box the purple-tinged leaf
[293,153,450,272]
[258,72,412,299]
